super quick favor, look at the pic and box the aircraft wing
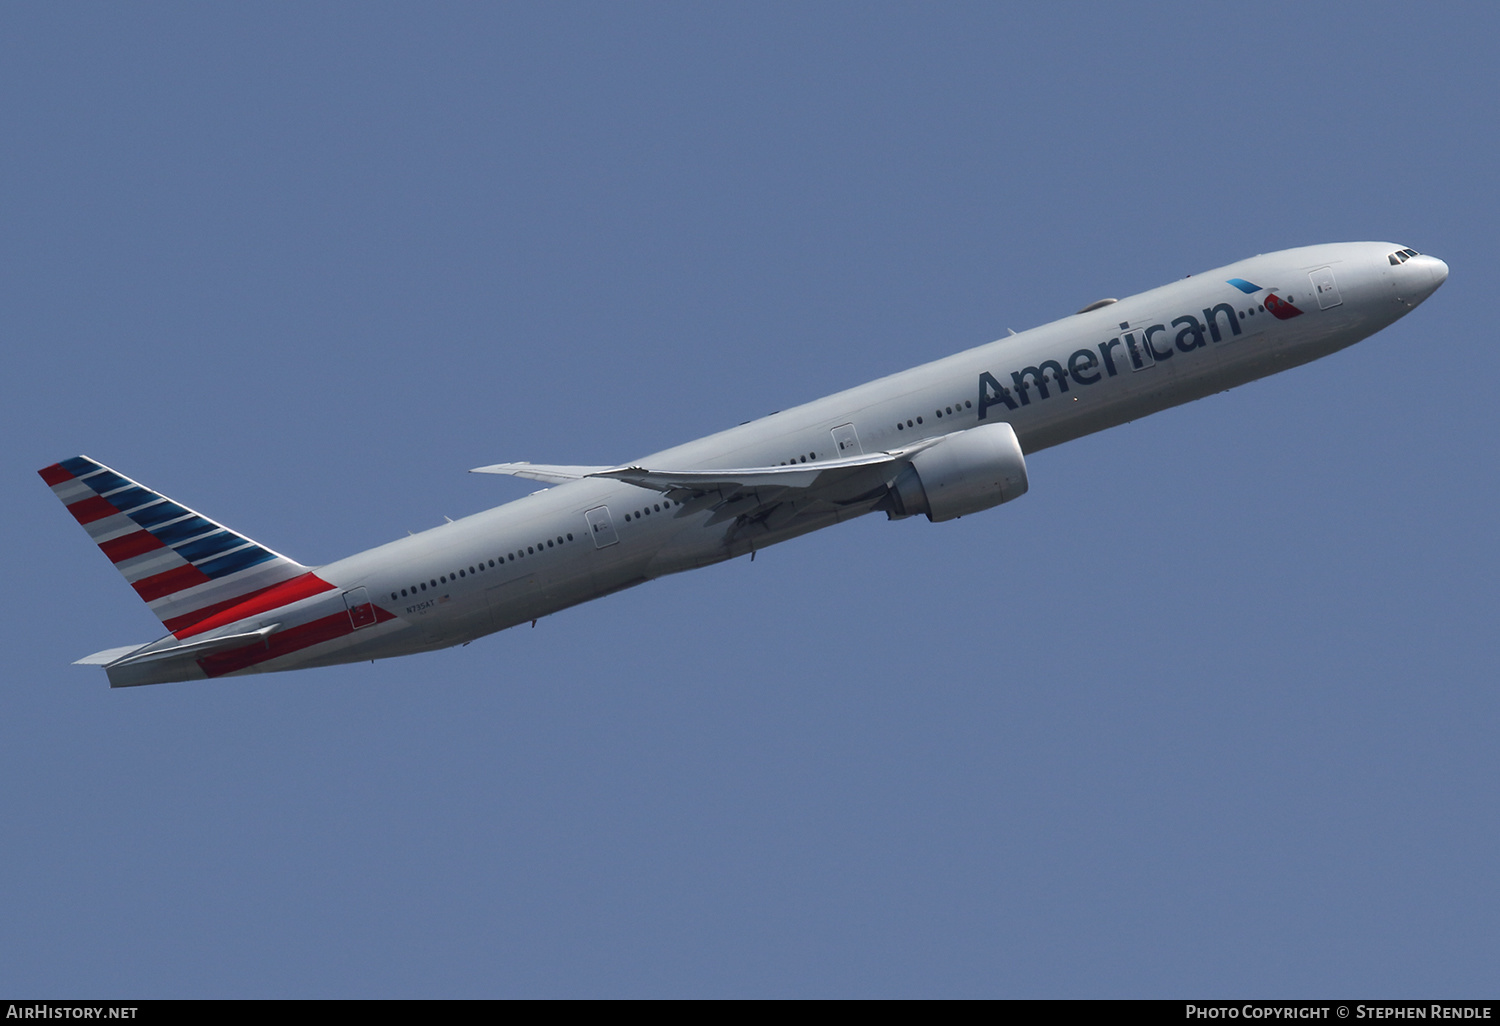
[469,462,615,484]
[472,441,942,527]
[589,448,917,491]
[472,442,938,492]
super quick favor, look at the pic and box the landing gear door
[344,587,377,629]
[831,423,862,457]
[1309,266,1343,310]
[585,506,618,548]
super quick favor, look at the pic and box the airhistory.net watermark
[6,1007,137,1019]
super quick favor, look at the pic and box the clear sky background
[3,3,1495,998]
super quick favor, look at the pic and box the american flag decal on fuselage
[38,456,316,637]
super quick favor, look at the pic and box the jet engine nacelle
[888,421,1029,522]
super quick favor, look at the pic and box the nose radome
[1426,255,1450,289]
[1402,253,1449,307]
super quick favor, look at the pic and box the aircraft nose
[1426,255,1450,289]
[1401,253,1449,307]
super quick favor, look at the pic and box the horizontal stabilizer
[108,623,280,668]
[74,623,281,672]
[74,644,150,666]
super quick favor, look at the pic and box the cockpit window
[1389,248,1421,265]
[1402,248,1419,257]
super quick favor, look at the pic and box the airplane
[40,242,1448,687]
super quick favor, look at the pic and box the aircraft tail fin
[38,456,313,637]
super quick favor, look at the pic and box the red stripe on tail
[173,572,337,639]
[67,495,119,525]
[163,592,269,635]
[132,563,213,603]
[99,531,166,563]
[196,604,395,678]
[38,464,73,486]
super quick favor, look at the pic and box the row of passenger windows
[776,452,819,466]
[896,400,972,431]
[390,532,577,600]
[623,499,681,522]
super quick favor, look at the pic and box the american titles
[977,284,1302,420]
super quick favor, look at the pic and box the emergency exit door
[585,506,618,548]
[344,587,377,629]
[831,423,862,457]
[1309,266,1343,309]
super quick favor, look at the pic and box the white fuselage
[124,242,1450,683]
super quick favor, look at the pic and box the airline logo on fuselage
[1228,277,1303,320]
[977,282,1300,419]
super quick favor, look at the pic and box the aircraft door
[831,423,862,457]
[1119,322,1156,371]
[344,587,377,629]
[1309,266,1343,309]
[585,506,619,548]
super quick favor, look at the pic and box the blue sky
[3,3,1496,997]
